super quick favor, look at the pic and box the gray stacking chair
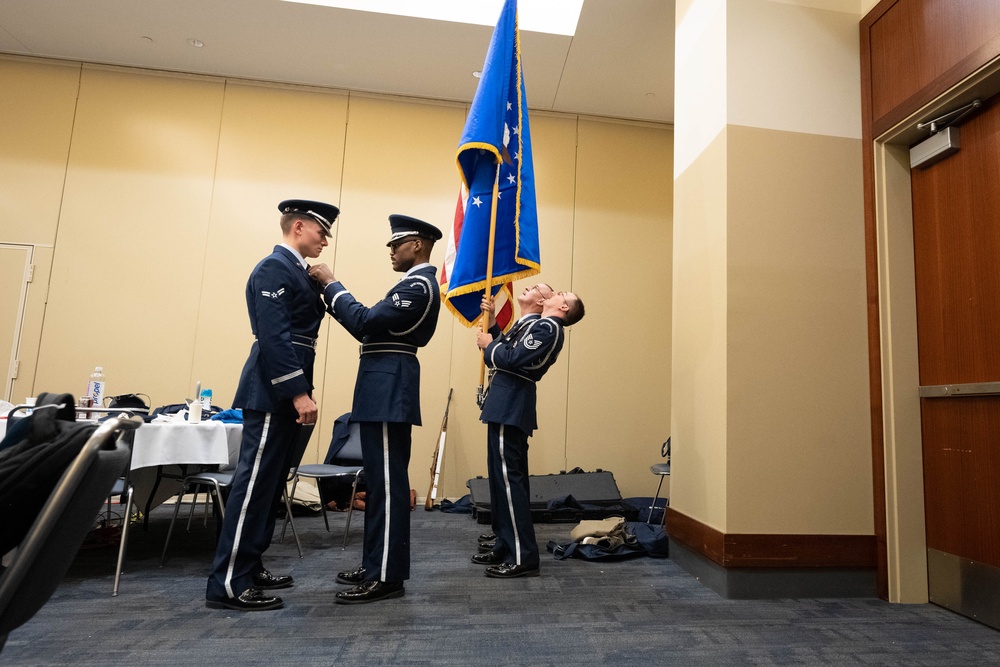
[159,424,313,564]
[648,438,671,524]
[281,422,364,549]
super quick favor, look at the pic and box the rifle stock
[425,388,453,510]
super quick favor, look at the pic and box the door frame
[873,57,1000,603]
[1,243,34,403]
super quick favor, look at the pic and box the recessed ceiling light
[281,0,584,36]
[186,38,205,48]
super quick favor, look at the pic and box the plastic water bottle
[87,367,106,417]
[200,388,212,412]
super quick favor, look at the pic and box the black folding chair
[0,417,138,652]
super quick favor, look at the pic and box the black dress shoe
[334,580,405,605]
[484,563,540,579]
[478,540,498,553]
[206,587,283,611]
[253,568,294,590]
[478,533,497,544]
[336,565,367,585]
[471,550,504,565]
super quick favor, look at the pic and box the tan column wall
[673,0,872,535]
[0,55,672,500]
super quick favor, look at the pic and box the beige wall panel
[726,125,872,534]
[675,0,728,178]
[196,82,348,463]
[326,95,466,487]
[568,119,673,498]
[671,127,729,531]
[438,321,493,498]
[0,57,79,245]
[729,0,862,139]
[35,67,225,403]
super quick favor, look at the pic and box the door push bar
[918,381,1000,397]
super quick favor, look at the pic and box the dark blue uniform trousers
[487,423,539,568]
[206,407,298,601]
[359,421,412,583]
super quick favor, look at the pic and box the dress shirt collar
[280,243,308,270]
[403,262,432,277]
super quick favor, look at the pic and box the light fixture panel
[281,0,584,36]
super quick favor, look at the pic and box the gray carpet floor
[3,505,1000,666]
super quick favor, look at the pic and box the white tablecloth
[130,421,242,470]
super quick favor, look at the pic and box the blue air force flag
[445,0,540,327]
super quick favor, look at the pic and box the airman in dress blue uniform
[470,284,551,556]
[205,199,338,612]
[474,289,586,578]
[309,214,442,604]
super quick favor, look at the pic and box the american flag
[441,188,513,331]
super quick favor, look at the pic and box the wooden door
[911,95,1000,628]
[0,244,32,403]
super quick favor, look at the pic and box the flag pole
[476,160,502,407]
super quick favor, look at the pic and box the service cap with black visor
[386,214,443,246]
[279,199,340,237]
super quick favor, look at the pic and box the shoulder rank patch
[261,288,286,299]
[521,333,543,350]
[392,293,412,308]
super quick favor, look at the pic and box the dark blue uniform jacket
[323,263,440,425]
[233,245,325,413]
[480,314,565,435]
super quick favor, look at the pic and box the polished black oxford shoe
[478,533,497,544]
[252,568,294,590]
[471,550,504,565]
[334,580,405,605]
[484,563,540,579]
[478,540,497,553]
[205,587,283,611]
[336,565,367,585]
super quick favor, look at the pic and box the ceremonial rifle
[425,388,453,510]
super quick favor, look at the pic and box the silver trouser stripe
[380,422,391,581]
[499,425,522,566]
[271,369,304,385]
[224,412,271,598]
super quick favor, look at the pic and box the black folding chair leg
[318,484,331,533]
[282,487,303,558]
[185,491,199,531]
[160,486,187,566]
[112,485,134,596]
[280,478,299,542]
[648,476,667,524]
[343,475,361,550]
